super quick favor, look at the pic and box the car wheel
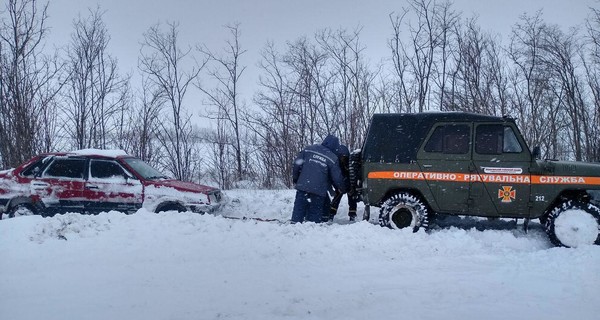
[379,193,429,232]
[155,202,187,213]
[7,203,37,219]
[544,200,600,248]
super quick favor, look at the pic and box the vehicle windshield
[123,158,169,180]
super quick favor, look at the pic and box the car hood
[149,179,219,194]
[543,160,600,176]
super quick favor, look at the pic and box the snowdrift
[1,189,599,320]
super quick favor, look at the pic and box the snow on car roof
[69,149,128,157]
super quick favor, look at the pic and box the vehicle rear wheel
[7,203,37,219]
[544,200,600,248]
[379,193,429,232]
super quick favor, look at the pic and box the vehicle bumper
[187,202,222,214]
[186,189,224,214]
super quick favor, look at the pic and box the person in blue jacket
[291,135,349,223]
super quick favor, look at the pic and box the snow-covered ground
[1,189,599,320]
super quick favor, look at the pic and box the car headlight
[207,190,222,204]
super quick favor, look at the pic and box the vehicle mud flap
[523,218,530,233]
[362,205,370,221]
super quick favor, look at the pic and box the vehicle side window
[503,127,523,153]
[476,125,503,154]
[90,160,125,179]
[424,125,470,154]
[476,125,523,154]
[21,156,50,177]
[43,158,86,179]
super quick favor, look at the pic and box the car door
[84,159,143,214]
[470,123,531,217]
[417,123,472,214]
[32,157,87,214]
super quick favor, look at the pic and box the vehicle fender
[535,189,590,219]
[7,196,43,213]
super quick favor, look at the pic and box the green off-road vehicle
[350,112,600,247]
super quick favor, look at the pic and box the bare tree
[63,7,129,150]
[508,12,562,159]
[0,0,62,168]
[583,7,600,161]
[124,77,164,166]
[448,18,506,115]
[198,23,247,183]
[250,42,298,188]
[539,24,592,161]
[316,27,376,150]
[139,21,205,181]
[406,0,442,111]
[432,1,460,110]
[389,10,417,113]
[284,36,333,142]
[249,28,380,187]
[389,0,459,112]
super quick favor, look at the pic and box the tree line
[1,0,599,189]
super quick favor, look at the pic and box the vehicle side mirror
[532,146,541,160]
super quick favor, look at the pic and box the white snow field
[1,189,599,320]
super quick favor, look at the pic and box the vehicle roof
[37,149,134,160]
[362,112,512,163]
[372,112,508,123]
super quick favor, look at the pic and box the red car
[0,149,223,219]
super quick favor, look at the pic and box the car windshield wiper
[146,175,169,180]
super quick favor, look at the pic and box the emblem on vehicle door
[498,186,516,203]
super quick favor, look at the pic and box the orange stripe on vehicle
[531,176,600,185]
[368,171,531,183]
[368,171,600,185]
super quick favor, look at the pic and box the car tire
[544,200,600,248]
[379,193,429,232]
[155,202,187,213]
[7,203,37,219]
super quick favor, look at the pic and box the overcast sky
[46,0,598,104]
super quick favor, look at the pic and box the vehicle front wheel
[544,200,600,248]
[7,203,37,219]
[155,202,187,213]
[379,193,429,232]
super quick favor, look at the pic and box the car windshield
[123,158,169,180]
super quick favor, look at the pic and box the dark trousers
[291,190,327,223]
[329,190,358,220]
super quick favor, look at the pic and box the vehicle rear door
[84,159,143,214]
[32,157,87,213]
[470,123,531,217]
[417,123,472,214]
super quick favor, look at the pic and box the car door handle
[85,184,99,190]
[422,164,433,168]
[32,182,50,187]
[31,181,50,189]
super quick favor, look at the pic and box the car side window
[90,160,125,179]
[476,124,523,154]
[43,158,86,179]
[424,124,470,154]
[21,156,51,177]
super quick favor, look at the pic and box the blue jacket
[293,135,349,197]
